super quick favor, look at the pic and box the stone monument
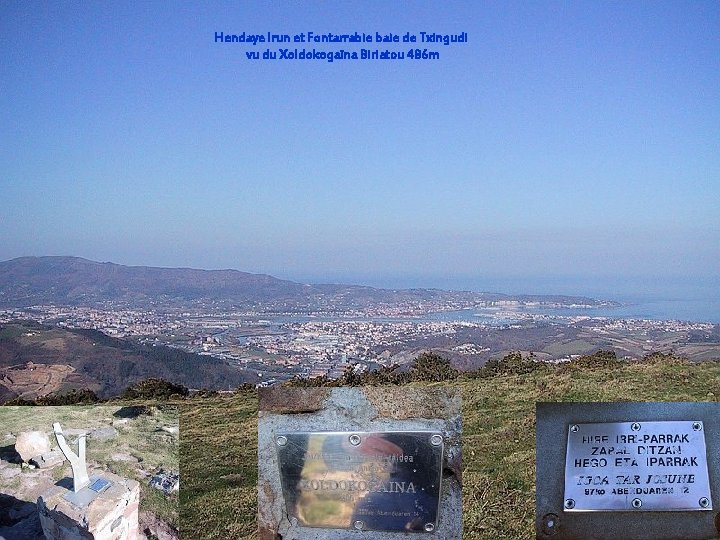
[37,422,140,540]
[53,423,90,492]
[258,386,462,539]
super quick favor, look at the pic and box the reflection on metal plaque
[564,421,712,512]
[276,431,443,532]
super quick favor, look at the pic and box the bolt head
[699,497,709,508]
[693,422,702,431]
[564,499,575,509]
[349,434,361,446]
[354,520,364,530]
[570,425,579,433]
[424,522,435,532]
[431,434,443,446]
[541,513,560,536]
[631,422,641,431]
[276,435,287,446]
[632,498,642,508]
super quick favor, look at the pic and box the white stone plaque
[564,421,712,511]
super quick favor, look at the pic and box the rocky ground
[0,405,178,540]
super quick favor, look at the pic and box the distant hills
[0,256,606,309]
[0,256,310,306]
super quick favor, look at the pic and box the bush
[121,379,189,400]
[479,352,542,377]
[566,350,621,369]
[408,352,458,382]
[641,351,687,365]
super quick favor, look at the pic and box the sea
[442,275,720,324]
[302,274,720,324]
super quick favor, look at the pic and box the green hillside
[179,352,720,539]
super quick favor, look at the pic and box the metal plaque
[275,431,444,532]
[89,477,111,492]
[63,475,113,508]
[564,421,712,511]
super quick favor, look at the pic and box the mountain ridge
[0,256,607,308]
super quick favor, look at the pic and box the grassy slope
[180,391,258,539]
[181,359,720,539]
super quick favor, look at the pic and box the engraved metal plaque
[89,477,110,492]
[564,421,712,511]
[275,431,444,532]
[63,475,113,508]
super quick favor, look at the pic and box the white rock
[15,431,51,462]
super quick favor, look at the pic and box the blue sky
[1,2,719,296]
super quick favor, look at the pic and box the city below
[0,257,718,399]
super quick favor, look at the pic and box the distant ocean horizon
[299,274,720,324]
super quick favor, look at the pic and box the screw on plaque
[564,499,575,509]
[349,434,361,446]
[693,422,703,431]
[354,520,364,530]
[424,523,435,532]
[632,498,642,508]
[541,513,560,536]
[570,425,579,433]
[276,435,287,446]
[431,434,443,446]
[631,423,641,431]
[700,497,710,508]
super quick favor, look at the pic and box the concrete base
[37,471,140,540]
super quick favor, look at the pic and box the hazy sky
[2,2,719,294]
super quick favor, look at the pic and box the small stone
[160,426,179,436]
[30,449,65,469]
[89,427,118,440]
[112,453,139,463]
[15,431,51,462]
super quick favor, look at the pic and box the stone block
[15,431,51,462]
[30,449,65,469]
[88,427,118,441]
[38,470,140,540]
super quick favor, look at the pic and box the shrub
[641,351,687,365]
[479,352,542,377]
[566,350,621,369]
[121,379,189,400]
[408,352,459,382]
